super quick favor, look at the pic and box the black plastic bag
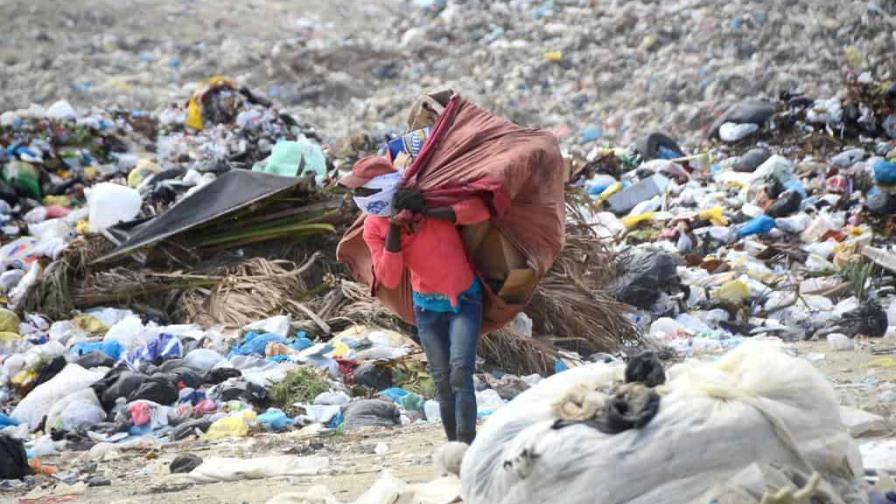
[93,369,144,411]
[734,147,770,173]
[353,362,393,391]
[76,351,116,369]
[609,251,680,309]
[203,367,242,385]
[344,399,400,430]
[167,367,202,389]
[766,189,802,218]
[127,376,178,405]
[836,302,888,338]
[170,453,203,474]
[0,435,30,480]
[218,382,269,409]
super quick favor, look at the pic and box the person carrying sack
[339,156,491,444]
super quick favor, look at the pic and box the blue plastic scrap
[230,331,288,357]
[257,408,296,432]
[736,215,777,239]
[71,340,124,361]
[379,387,410,403]
[122,333,182,370]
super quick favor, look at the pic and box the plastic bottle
[735,215,776,239]
[424,400,441,422]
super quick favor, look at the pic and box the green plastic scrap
[399,392,425,412]
[3,160,41,199]
[253,137,327,178]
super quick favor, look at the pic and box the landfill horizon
[1,1,896,503]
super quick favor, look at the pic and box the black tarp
[96,170,302,263]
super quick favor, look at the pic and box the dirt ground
[14,423,448,504]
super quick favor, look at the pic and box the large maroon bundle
[336,94,565,332]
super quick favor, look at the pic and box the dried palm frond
[526,227,643,356]
[73,267,209,308]
[178,253,323,330]
[324,280,408,334]
[20,235,113,318]
[480,327,558,376]
[529,278,642,355]
[553,234,617,289]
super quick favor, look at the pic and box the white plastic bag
[187,455,329,482]
[11,364,103,430]
[183,348,228,372]
[45,388,106,432]
[87,183,142,232]
[460,342,863,504]
[103,315,147,351]
[244,315,291,338]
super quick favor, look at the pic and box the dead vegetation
[21,186,641,375]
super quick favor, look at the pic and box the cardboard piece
[462,222,535,303]
[498,268,536,304]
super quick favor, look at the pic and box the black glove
[393,188,426,214]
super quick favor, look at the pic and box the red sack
[336,94,565,332]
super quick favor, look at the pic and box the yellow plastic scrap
[713,280,750,305]
[594,181,623,207]
[127,159,160,188]
[621,212,655,229]
[698,207,728,226]
[844,46,863,68]
[866,356,896,369]
[43,195,72,208]
[0,308,20,333]
[205,410,257,440]
[11,369,37,389]
[186,75,236,131]
[640,34,658,51]
[331,341,350,358]
[72,314,109,335]
[544,51,563,63]
[75,219,90,235]
[186,98,204,131]
[0,331,20,342]
[83,166,98,180]
[832,243,859,269]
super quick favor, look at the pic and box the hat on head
[338,156,397,189]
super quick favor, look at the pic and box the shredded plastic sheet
[187,455,329,482]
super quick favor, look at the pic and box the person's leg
[414,306,456,440]
[446,291,483,444]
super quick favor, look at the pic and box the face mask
[353,171,402,217]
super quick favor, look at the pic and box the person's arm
[363,221,404,289]
[422,206,457,222]
[428,198,491,225]
[385,221,401,252]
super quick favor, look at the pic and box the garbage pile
[0,0,894,496]
[572,73,896,358]
[5,1,894,150]
[0,70,645,500]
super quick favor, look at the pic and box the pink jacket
[362,199,490,307]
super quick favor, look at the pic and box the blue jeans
[414,290,482,444]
